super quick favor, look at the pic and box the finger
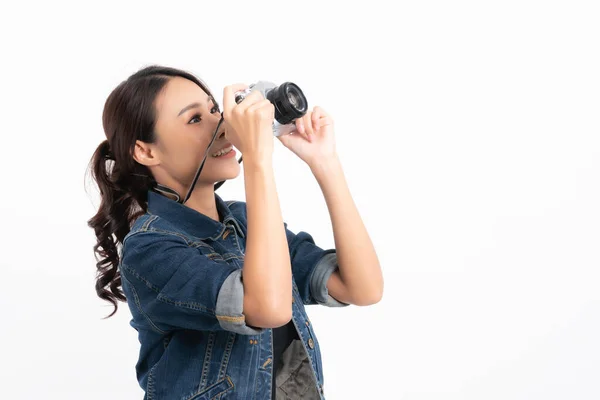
[246,99,273,116]
[223,83,249,115]
[294,116,312,142]
[312,107,322,133]
[303,112,315,136]
[235,90,265,114]
[318,115,334,127]
[295,118,305,134]
[313,105,328,116]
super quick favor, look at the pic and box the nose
[209,112,225,138]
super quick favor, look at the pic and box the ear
[133,140,161,167]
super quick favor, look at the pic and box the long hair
[87,65,214,318]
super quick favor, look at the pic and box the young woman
[88,65,383,400]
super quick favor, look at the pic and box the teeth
[212,145,233,157]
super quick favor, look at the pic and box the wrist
[309,155,342,177]
[243,152,274,170]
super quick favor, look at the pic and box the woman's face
[150,76,240,189]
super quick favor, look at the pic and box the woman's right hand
[222,84,275,161]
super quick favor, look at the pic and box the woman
[88,65,383,400]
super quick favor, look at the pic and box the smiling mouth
[212,145,233,157]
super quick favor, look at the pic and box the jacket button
[308,338,314,349]
[305,320,309,326]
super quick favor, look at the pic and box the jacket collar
[146,189,245,240]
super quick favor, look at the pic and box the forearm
[242,155,292,327]
[310,156,383,305]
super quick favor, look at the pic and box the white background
[0,1,598,399]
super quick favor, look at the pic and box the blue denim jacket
[119,190,348,400]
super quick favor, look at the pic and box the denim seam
[191,241,216,250]
[121,273,165,334]
[231,230,245,256]
[224,200,246,238]
[121,263,160,293]
[157,293,215,314]
[124,228,218,252]
[185,376,234,400]
[146,228,195,246]
[123,262,218,317]
[206,253,224,260]
[147,363,157,400]
[122,262,220,315]
[218,332,236,380]
[199,331,216,391]
[126,222,202,245]
[215,315,245,323]
[224,217,245,239]
[141,214,158,231]
[123,227,188,247]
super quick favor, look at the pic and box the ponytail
[87,140,150,318]
[89,65,216,318]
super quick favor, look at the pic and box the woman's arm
[222,85,292,328]
[242,156,293,327]
[277,106,383,306]
[311,156,384,306]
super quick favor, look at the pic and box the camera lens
[287,89,301,108]
[266,82,307,125]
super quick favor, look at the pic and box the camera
[234,81,308,136]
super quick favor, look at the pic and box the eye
[188,113,202,124]
[211,104,220,114]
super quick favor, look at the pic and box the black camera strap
[180,113,243,204]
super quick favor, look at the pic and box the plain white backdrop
[0,0,598,399]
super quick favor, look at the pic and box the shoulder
[224,199,246,214]
[120,214,205,285]
[224,199,247,225]
[124,212,192,249]
[224,200,289,230]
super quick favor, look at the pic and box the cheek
[163,135,207,173]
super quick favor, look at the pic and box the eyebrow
[177,98,214,117]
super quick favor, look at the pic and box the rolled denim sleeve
[285,224,349,307]
[121,231,263,335]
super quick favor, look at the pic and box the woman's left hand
[277,106,337,168]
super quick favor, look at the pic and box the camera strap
[181,113,243,204]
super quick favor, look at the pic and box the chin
[212,163,241,182]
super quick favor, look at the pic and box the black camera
[234,81,308,136]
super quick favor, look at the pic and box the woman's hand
[277,106,337,168]
[222,84,275,162]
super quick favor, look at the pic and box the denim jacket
[119,190,348,400]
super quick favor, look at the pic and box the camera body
[234,81,308,136]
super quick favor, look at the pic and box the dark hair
[87,65,214,318]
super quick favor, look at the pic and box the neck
[154,178,220,222]
[183,183,219,222]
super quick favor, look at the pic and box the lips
[211,144,234,157]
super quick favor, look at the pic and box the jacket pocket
[185,376,234,400]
